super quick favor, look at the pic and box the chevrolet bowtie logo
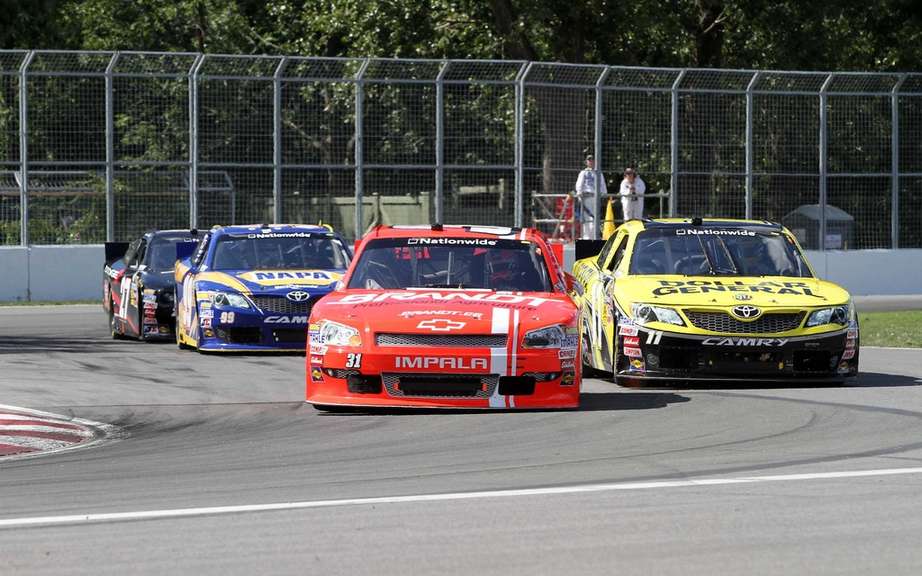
[416,319,466,331]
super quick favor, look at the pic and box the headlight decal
[212,291,252,309]
[630,303,685,327]
[806,301,852,328]
[318,320,362,347]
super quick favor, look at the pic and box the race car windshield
[347,238,554,291]
[211,234,350,271]
[145,237,198,272]
[629,228,812,277]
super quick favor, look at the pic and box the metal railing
[1,50,920,248]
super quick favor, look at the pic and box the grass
[0,300,96,306]
[858,310,922,348]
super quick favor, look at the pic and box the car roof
[364,224,542,241]
[209,224,337,237]
[627,218,785,233]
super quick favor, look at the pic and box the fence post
[593,67,610,238]
[188,54,204,229]
[514,63,530,229]
[354,59,370,239]
[105,52,119,242]
[18,51,35,247]
[434,60,448,225]
[669,70,686,217]
[818,73,833,251]
[745,71,759,220]
[891,74,906,249]
[273,57,287,225]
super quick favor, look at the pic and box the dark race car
[103,230,201,341]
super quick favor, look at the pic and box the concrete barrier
[0,244,918,301]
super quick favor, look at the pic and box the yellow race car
[571,218,859,383]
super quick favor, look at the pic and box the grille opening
[272,328,307,344]
[794,350,834,373]
[382,373,497,398]
[685,311,805,334]
[216,327,260,345]
[347,374,382,394]
[498,376,536,395]
[375,333,507,347]
[658,348,699,370]
[251,295,317,315]
[702,350,785,375]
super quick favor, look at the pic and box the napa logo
[238,270,342,287]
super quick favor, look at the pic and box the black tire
[580,315,605,378]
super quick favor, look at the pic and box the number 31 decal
[346,353,362,368]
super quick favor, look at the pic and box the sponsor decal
[842,349,856,360]
[143,325,159,335]
[560,359,575,370]
[838,361,850,374]
[416,319,466,331]
[561,372,576,386]
[142,291,158,303]
[731,305,762,319]
[199,308,214,319]
[847,328,858,339]
[265,315,309,324]
[734,293,752,301]
[407,237,497,246]
[286,290,311,302]
[562,334,579,348]
[310,355,323,365]
[159,325,170,334]
[624,336,640,347]
[630,359,645,371]
[143,301,157,310]
[200,301,212,310]
[310,343,328,356]
[398,310,483,320]
[331,292,554,308]
[845,338,856,349]
[395,356,488,370]
[619,325,639,336]
[651,280,823,298]
[702,337,789,347]
[308,323,320,332]
[203,328,215,337]
[129,290,138,307]
[247,232,315,239]
[237,270,341,286]
[311,367,324,382]
[200,318,212,328]
[558,348,577,360]
[676,228,755,236]
[623,347,642,358]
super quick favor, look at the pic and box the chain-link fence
[1,50,920,249]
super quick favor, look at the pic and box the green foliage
[859,311,922,348]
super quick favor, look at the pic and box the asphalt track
[1,306,922,575]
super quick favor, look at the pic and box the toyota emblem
[731,305,761,319]
[286,290,311,302]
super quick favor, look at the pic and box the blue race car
[174,224,352,352]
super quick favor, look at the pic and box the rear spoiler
[104,242,130,265]
[575,239,607,262]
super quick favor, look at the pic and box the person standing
[619,167,645,221]
[574,155,608,239]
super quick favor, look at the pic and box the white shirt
[574,168,608,219]
[619,176,645,201]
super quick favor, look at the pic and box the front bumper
[616,324,859,382]
[196,306,309,351]
[306,346,580,409]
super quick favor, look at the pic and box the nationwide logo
[406,237,497,246]
[416,319,466,331]
[395,356,488,370]
[731,305,762,319]
[676,229,756,236]
[286,290,311,302]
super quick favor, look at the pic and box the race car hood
[616,275,851,310]
[312,289,579,334]
[193,268,345,296]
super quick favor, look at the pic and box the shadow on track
[314,392,690,415]
[852,371,922,387]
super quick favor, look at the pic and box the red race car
[306,225,581,410]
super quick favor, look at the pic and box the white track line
[3,466,922,529]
